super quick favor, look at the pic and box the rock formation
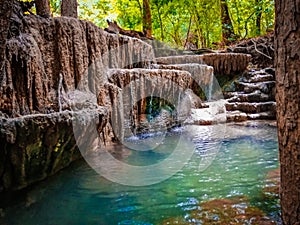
[1,15,155,117]
[0,3,157,192]
[0,1,269,194]
[0,2,210,193]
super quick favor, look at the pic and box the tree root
[226,32,274,68]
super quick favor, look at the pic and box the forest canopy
[27,0,275,48]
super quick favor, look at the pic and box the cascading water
[129,80,137,136]
[148,90,154,117]
[177,91,181,115]
[207,72,214,101]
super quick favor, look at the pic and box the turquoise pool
[1,122,280,225]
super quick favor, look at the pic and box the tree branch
[251,39,272,59]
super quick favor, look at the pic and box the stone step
[247,111,276,120]
[246,74,274,83]
[153,48,184,57]
[152,63,214,86]
[226,110,276,122]
[225,102,276,113]
[249,68,275,76]
[235,81,276,94]
[225,90,275,103]
[226,110,248,122]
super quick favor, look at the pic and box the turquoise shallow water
[1,122,279,225]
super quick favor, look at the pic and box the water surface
[1,122,279,225]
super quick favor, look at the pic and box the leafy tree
[78,0,114,27]
[30,0,275,48]
[255,0,262,35]
[50,0,60,16]
[227,0,274,39]
[114,0,142,30]
[152,0,167,40]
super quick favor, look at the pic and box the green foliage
[50,0,60,16]
[46,0,275,48]
[78,0,115,27]
[227,0,275,38]
[114,0,143,30]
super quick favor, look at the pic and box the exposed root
[227,32,274,68]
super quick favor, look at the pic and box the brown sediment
[161,196,276,225]
[263,168,280,196]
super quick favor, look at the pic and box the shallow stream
[1,122,280,225]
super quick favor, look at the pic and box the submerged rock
[161,196,277,225]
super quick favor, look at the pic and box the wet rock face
[151,63,217,100]
[0,109,108,192]
[1,15,155,117]
[108,68,197,94]
[0,7,211,193]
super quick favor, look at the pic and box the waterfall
[149,95,153,114]
[177,91,181,120]
[207,72,214,101]
[149,87,154,114]
[148,88,155,120]
[130,80,137,136]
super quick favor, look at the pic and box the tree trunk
[220,0,235,44]
[256,13,261,35]
[142,0,152,38]
[255,0,262,35]
[275,0,300,224]
[0,0,13,70]
[35,0,51,17]
[61,0,78,18]
[153,2,164,41]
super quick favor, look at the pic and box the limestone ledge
[0,109,108,192]
[156,53,251,75]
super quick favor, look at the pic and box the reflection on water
[1,122,280,225]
